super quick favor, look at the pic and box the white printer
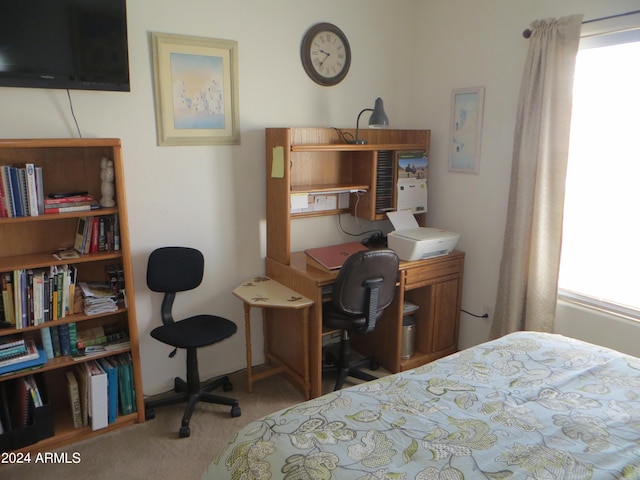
[386,210,460,261]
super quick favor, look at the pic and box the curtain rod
[522,9,640,38]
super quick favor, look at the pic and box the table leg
[302,306,310,399]
[243,302,253,393]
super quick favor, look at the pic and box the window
[558,26,640,316]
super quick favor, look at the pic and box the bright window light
[559,39,640,313]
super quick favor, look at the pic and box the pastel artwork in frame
[151,32,240,146]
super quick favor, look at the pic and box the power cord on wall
[67,89,83,138]
[336,192,385,244]
[461,309,489,319]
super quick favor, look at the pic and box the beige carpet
[2,366,382,480]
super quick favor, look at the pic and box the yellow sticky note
[271,146,284,178]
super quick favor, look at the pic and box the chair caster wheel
[145,408,156,420]
[231,405,241,418]
[179,426,191,438]
[223,380,233,392]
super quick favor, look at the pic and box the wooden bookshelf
[0,138,143,454]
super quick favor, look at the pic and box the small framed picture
[449,86,485,173]
[151,32,240,146]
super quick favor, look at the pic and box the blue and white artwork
[450,88,484,173]
[170,52,225,130]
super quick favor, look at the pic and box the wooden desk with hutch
[263,128,464,399]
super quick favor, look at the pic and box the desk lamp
[347,97,389,144]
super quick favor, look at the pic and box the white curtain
[490,14,583,338]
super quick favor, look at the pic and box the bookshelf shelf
[0,251,123,273]
[0,138,143,453]
[0,207,119,225]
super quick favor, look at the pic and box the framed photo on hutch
[151,32,240,146]
[448,86,485,173]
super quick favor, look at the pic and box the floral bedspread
[203,331,640,479]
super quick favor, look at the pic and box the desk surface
[287,249,465,285]
[233,276,313,309]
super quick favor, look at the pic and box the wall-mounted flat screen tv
[0,0,130,92]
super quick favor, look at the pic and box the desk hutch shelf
[264,128,464,399]
[0,138,143,454]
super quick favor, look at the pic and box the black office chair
[322,249,399,391]
[144,246,241,438]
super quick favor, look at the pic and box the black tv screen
[0,0,130,92]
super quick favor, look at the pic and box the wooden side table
[233,276,314,399]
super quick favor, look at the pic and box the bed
[202,331,640,479]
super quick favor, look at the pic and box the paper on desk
[387,209,420,230]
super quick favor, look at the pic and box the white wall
[410,0,640,353]
[0,0,637,395]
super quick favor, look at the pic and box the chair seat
[323,305,368,332]
[150,315,237,349]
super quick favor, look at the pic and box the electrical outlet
[482,304,493,320]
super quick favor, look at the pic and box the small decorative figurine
[100,157,116,207]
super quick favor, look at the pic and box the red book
[44,194,95,205]
[305,242,368,272]
[90,217,100,253]
[44,203,101,214]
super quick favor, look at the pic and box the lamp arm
[354,108,373,143]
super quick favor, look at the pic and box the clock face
[301,23,351,86]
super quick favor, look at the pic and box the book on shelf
[57,323,72,356]
[304,241,369,272]
[44,193,96,205]
[17,167,30,216]
[0,339,40,368]
[25,163,39,216]
[114,353,135,415]
[66,370,82,428]
[35,166,44,216]
[86,360,108,430]
[74,217,90,253]
[97,357,118,424]
[43,203,101,214]
[0,336,27,361]
[0,335,25,350]
[7,166,23,217]
[40,327,54,360]
[77,323,127,348]
[74,363,89,427]
[1,273,15,325]
[0,166,12,217]
[0,340,46,376]
[0,168,7,218]
[25,375,43,408]
[11,376,31,429]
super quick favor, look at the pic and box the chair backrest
[147,247,205,326]
[147,247,204,293]
[331,249,399,333]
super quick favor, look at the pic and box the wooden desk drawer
[402,255,463,289]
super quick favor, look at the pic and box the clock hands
[317,49,330,69]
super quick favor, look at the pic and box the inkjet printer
[386,210,460,261]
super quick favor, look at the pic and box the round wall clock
[300,23,351,86]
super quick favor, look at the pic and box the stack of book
[73,214,121,254]
[67,353,136,430]
[44,193,100,215]
[0,338,46,375]
[0,163,43,218]
[1,265,78,329]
